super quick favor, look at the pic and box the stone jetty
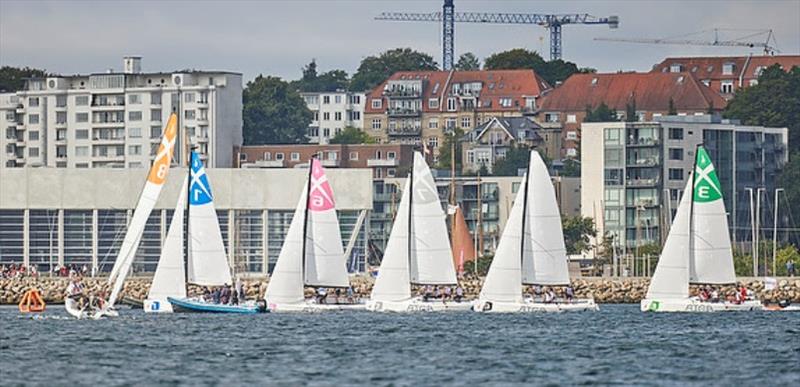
[2,276,799,305]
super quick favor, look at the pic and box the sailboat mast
[300,156,315,285]
[688,144,701,277]
[519,158,531,267]
[407,155,415,274]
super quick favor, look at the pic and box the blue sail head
[190,152,213,205]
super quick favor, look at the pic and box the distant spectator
[787,260,795,277]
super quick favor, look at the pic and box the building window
[566,131,578,140]
[350,95,361,104]
[184,110,195,120]
[335,95,342,104]
[371,118,382,130]
[184,92,195,103]
[428,119,438,129]
[312,112,319,122]
[387,168,396,177]
[129,127,142,138]
[75,146,88,157]
[721,80,734,94]
[668,127,684,140]
[669,148,683,160]
[75,113,88,123]
[545,112,559,123]
[29,97,39,107]
[387,151,396,160]
[461,117,471,128]
[335,112,342,121]
[323,128,330,137]
[429,98,439,109]
[722,63,735,75]
[350,111,361,121]
[323,112,330,121]
[275,153,284,161]
[76,129,89,140]
[446,118,457,130]
[129,111,143,121]
[151,109,162,121]
[668,168,684,180]
[371,99,382,109]
[323,95,331,104]
[75,95,89,106]
[128,94,141,104]
[291,152,300,161]
[29,131,39,141]
[151,92,162,105]
[29,114,39,124]
[428,136,439,148]
[499,98,512,108]
[349,151,358,161]
[566,114,577,123]
[29,147,39,157]
[150,126,161,139]
[309,127,319,137]
[447,97,457,111]
[56,95,67,107]
[129,145,142,155]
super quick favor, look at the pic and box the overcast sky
[1,0,798,83]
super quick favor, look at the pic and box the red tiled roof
[363,69,550,114]
[538,72,727,112]
[652,55,800,81]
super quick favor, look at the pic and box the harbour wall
[3,276,800,305]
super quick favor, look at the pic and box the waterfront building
[651,55,800,99]
[300,91,366,144]
[0,56,243,169]
[234,143,414,179]
[363,69,551,162]
[0,167,372,275]
[537,72,727,159]
[580,115,788,250]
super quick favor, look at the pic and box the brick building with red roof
[537,71,727,158]
[362,69,551,161]
[651,55,800,99]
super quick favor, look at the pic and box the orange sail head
[147,113,179,185]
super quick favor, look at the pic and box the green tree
[559,159,581,176]
[329,126,375,144]
[775,244,800,276]
[584,102,617,122]
[437,127,465,171]
[562,216,597,255]
[290,59,349,92]
[0,66,49,92]
[491,144,532,176]
[350,48,438,91]
[455,52,481,71]
[243,75,311,144]
[483,48,584,85]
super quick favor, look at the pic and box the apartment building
[363,69,551,162]
[301,91,366,144]
[234,143,414,179]
[652,55,800,99]
[537,72,727,159]
[0,57,242,169]
[580,115,788,251]
[461,116,559,174]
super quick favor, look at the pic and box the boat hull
[144,299,174,313]
[267,301,366,313]
[65,298,119,319]
[641,298,762,312]
[472,299,599,313]
[365,298,473,312]
[167,297,266,314]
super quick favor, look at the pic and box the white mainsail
[106,114,178,308]
[409,152,458,285]
[370,178,413,302]
[521,152,570,285]
[478,173,527,303]
[689,147,736,284]
[265,159,349,305]
[187,152,232,286]
[146,175,189,309]
[646,178,692,300]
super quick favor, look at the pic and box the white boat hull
[267,301,366,313]
[144,299,174,313]
[472,298,599,313]
[65,298,119,319]
[365,298,473,312]
[641,298,762,312]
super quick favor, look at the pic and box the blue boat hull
[167,297,267,314]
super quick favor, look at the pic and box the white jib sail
[370,178,412,302]
[646,178,692,300]
[479,174,526,303]
[108,114,178,285]
[265,183,307,305]
[689,147,736,284]
[187,152,232,287]
[521,151,570,285]
[146,176,189,306]
[408,152,458,285]
[304,159,349,287]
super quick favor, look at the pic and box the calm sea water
[1,305,798,386]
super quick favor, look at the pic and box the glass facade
[0,210,24,264]
[234,210,263,273]
[28,210,58,272]
[133,213,161,274]
[63,210,92,269]
[267,210,294,273]
[97,210,127,272]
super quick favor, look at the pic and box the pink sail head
[308,158,336,212]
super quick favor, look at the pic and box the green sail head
[693,146,723,203]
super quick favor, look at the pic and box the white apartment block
[301,91,365,144]
[1,56,242,169]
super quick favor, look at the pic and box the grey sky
[1,0,798,84]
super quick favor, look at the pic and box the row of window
[22,92,207,109]
[371,96,520,111]
[305,95,361,105]
[313,111,361,122]
[370,116,483,131]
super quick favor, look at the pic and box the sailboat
[473,150,598,313]
[641,146,761,312]
[165,151,265,313]
[69,114,179,319]
[366,152,468,312]
[264,158,357,312]
[451,205,476,276]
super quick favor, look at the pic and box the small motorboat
[167,297,267,314]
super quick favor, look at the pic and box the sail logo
[190,153,213,205]
[150,301,160,311]
[146,114,178,185]
[413,168,439,204]
[693,148,722,203]
[308,159,335,212]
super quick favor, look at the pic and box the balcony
[367,158,399,167]
[15,104,24,113]
[627,138,661,147]
[383,89,421,98]
[388,126,421,137]
[92,136,125,144]
[626,177,660,187]
[387,108,421,117]
[626,158,660,168]
[373,192,397,202]
[92,153,125,161]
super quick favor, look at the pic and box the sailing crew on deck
[235,277,245,302]
[455,286,464,302]
[544,288,556,304]
[710,288,720,303]
[565,286,575,303]
[316,287,328,304]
